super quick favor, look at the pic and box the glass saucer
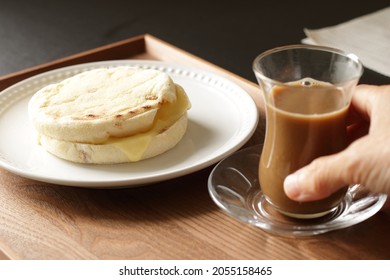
[208,145,387,237]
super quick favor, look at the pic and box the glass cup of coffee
[253,45,363,219]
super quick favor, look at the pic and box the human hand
[283,84,390,209]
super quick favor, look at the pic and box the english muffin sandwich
[28,66,191,164]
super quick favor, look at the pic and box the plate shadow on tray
[0,165,216,225]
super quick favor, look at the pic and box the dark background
[1,0,389,85]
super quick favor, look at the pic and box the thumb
[283,151,354,202]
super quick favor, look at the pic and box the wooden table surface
[1,0,390,260]
[1,157,390,260]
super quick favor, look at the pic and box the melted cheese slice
[106,84,190,161]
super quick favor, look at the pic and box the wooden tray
[0,34,266,260]
[1,34,389,260]
[1,33,265,147]
[0,34,262,105]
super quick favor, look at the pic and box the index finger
[350,84,376,120]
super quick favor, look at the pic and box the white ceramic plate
[0,60,258,187]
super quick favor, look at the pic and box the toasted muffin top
[28,66,178,143]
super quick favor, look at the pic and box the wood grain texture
[0,35,389,260]
[1,167,390,260]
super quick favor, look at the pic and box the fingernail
[284,173,300,199]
